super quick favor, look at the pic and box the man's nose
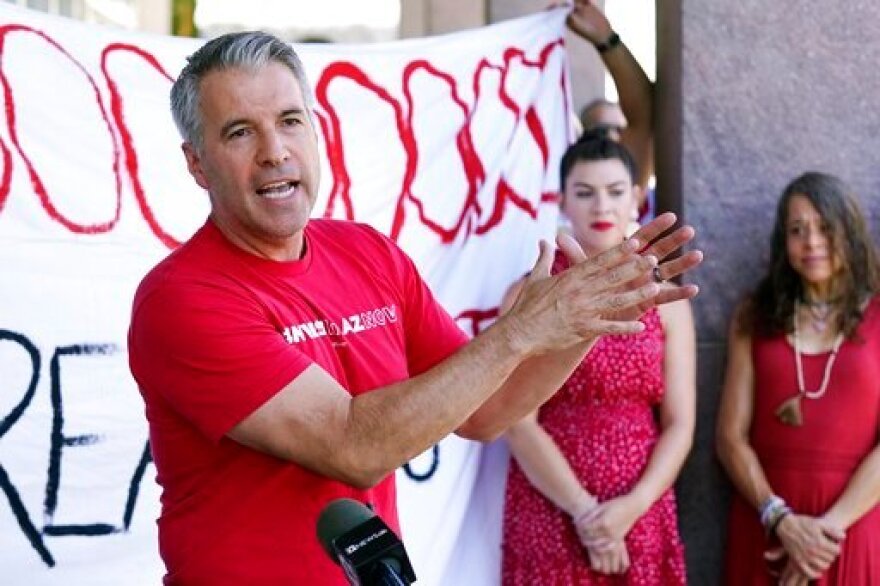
[259,133,290,166]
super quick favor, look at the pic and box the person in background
[502,133,695,584]
[127,31,702,585]
[717,172,880,585]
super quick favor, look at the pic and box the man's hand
[503,212,700,358]
[504,234,657,356]
[558,211,701,320]
[566,0,613,46]
[599,211,701,319]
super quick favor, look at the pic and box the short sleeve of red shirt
[129,273,312,443]
[359,225,469,375]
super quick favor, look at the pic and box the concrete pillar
[660,1,880,583]
[400,0,486,37]
[139,0,172,35]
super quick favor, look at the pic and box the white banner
[0,5,571,584]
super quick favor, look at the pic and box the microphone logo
[344,527,389,555]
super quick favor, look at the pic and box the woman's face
[560,158,639,254]
[785,194,841,292]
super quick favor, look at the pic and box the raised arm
[568,0,654,190]
[458,213,701,440]
[230,215,699,489]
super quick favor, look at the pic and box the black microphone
[316,498,417,585]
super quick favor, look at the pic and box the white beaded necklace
[793,300,844,399]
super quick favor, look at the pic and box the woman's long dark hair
[741,172,879,339]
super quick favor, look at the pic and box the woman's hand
[774,513,845,579]
[570,497,630,574]
[777,554,811,586]
[586,539,630,575]
[575,493,644,549]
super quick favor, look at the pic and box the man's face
[583,103,627,141]
[183,62,321,260]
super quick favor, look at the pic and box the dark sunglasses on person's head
[586,124,623,139]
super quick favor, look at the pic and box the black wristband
[769,509,791,537]
[595,31,621,54]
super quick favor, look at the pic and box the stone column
[660,1,880,583]
[400,0,486,37]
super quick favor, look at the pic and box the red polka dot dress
[501,252,687,585]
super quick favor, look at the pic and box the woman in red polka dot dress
[501,133,695,584]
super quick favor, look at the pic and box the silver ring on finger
[652,265,664,284]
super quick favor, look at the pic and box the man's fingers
[598,256,658,293]
[654,250,703,283]
[654,284,700,306]
[640,224,696,262]
[528,240,554,281]
[557,231,588,265]
[590,282,660,316]
[571,254,657,298]
[630,211,677,247]
[587,318,646,336]
[573,234,643,278]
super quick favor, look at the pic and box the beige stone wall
[661,1,880,583]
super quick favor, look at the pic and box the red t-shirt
[128,219,468,585]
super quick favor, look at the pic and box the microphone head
[316,498,376,563]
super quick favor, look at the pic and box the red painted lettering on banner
[101,43,180,249]
[0,25,122,234]
[0,137,11,213]
[0,27,564,247]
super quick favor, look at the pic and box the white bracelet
[759,495,786,528]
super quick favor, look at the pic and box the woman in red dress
[501,133,695,584]
[717,171,880,585]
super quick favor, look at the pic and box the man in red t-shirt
[128,30,701,585]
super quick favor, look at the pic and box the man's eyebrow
[218,108,308,137]
[220,117,249,137]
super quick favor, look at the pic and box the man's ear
[182,142,209,190]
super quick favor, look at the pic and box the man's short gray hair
[170,31,314,150]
